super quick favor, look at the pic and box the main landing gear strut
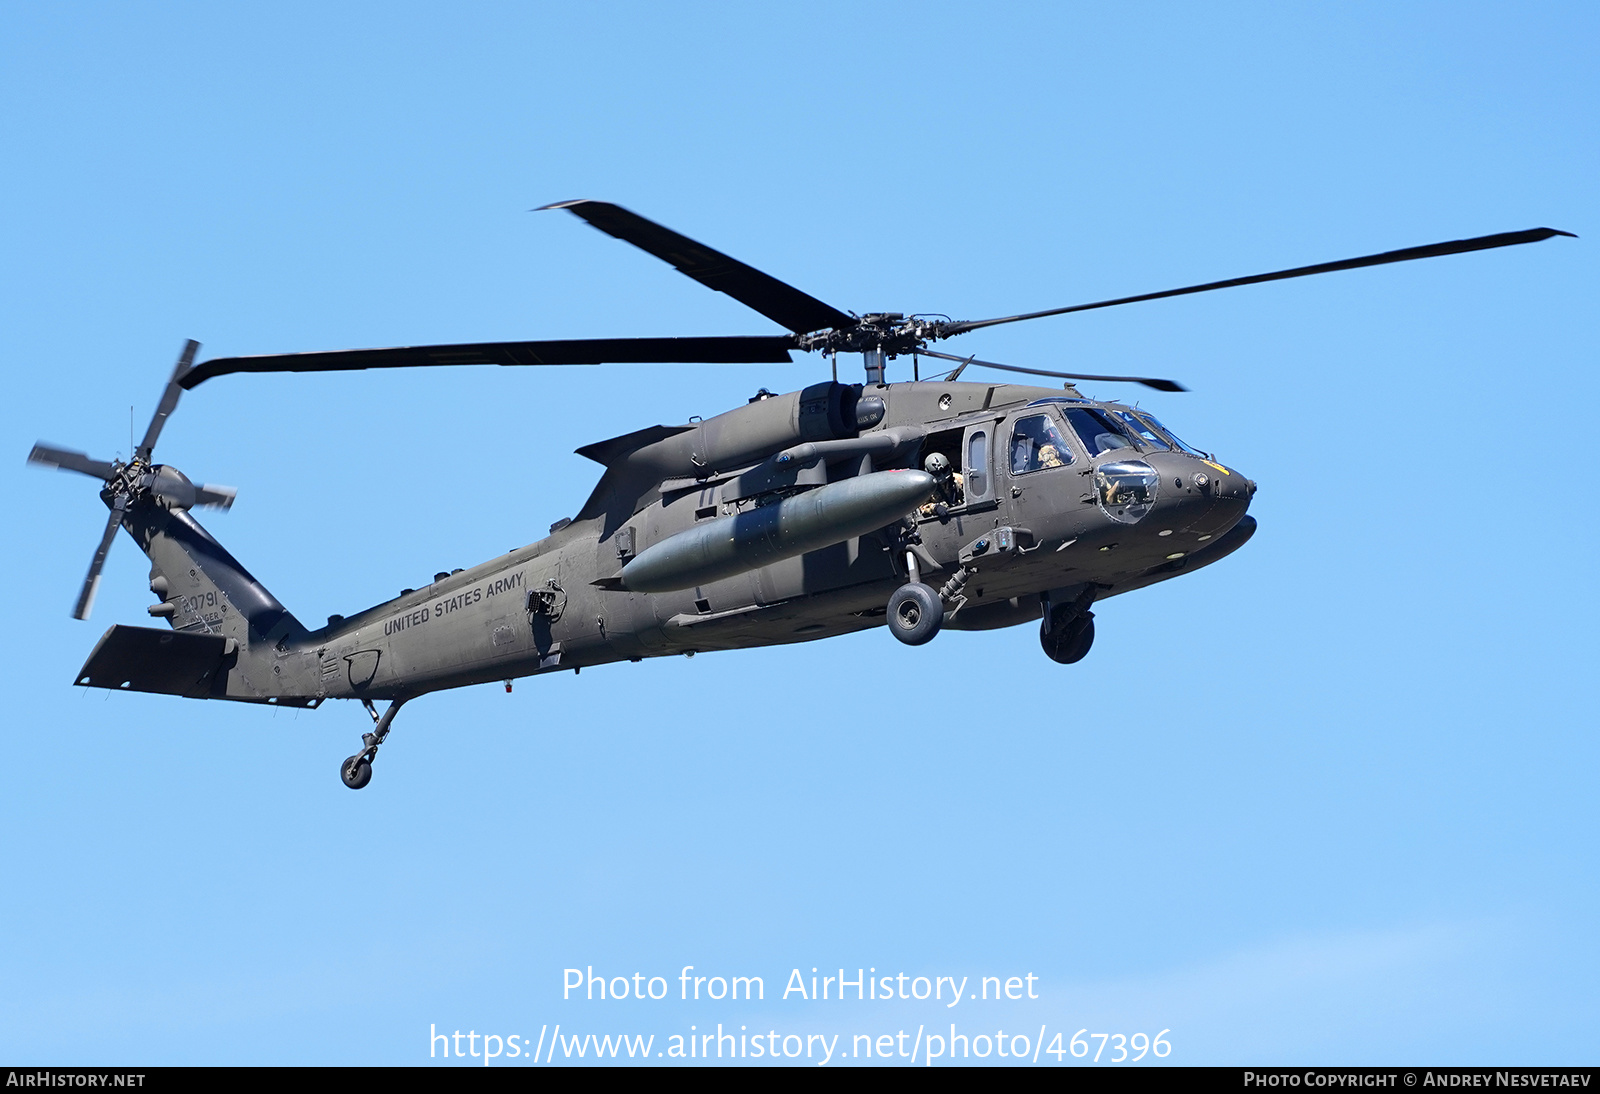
[341,697,408,790]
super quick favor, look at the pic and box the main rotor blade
[916,348,1186,392]
[73,503,124,621]
[539,200,857,336]
[180,335,799,388]
[945,227,1577,336]
[136,339,198,461]
[28,443,115,481]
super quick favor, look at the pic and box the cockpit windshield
[1133,412,1205,456]
[1114,411,1170,450]
[1062,407,1138,457]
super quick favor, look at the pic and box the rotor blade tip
[534,199,593,212]
[195,485,238,510]
[73,575,101,621]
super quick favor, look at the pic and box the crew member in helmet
[919,451,964,517]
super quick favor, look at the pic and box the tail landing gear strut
[341,697,408,790]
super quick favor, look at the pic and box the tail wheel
[341,755,373,790]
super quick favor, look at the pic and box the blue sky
[2,1,1595,1066]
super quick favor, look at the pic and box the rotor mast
[863,346,886,385]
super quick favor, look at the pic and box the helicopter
[28,201,1571,789]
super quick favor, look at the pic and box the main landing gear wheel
[1041,610,1095,664]
[341,755,373,790]
[888,582,943,646]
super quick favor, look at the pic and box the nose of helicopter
[1143,452,1255,540]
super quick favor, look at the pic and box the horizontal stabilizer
[74,624,319,706]
[77,625,228,697]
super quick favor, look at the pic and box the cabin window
[966,430,989,498]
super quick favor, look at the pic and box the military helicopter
[28,201,1571,788]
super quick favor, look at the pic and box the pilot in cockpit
[1011,414,1073,474]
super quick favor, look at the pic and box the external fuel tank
[619,469,936,593]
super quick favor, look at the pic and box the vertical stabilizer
[104,499,316,703]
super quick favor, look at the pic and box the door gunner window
[1063,408,1137,457]
[1010,414,1075,474]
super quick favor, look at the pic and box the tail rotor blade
[73,504,125,620]
[916,348,1186,392]
[136,340,198,461]
[28,443,115,480]
[194,484,237,510]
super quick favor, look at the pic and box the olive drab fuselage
[238,377,1254,704]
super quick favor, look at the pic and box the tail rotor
[27,340,238,620]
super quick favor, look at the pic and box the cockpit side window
[1062,407,1137,457]
[1010,414,1076,474]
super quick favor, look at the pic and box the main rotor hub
[796,313,954,362]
